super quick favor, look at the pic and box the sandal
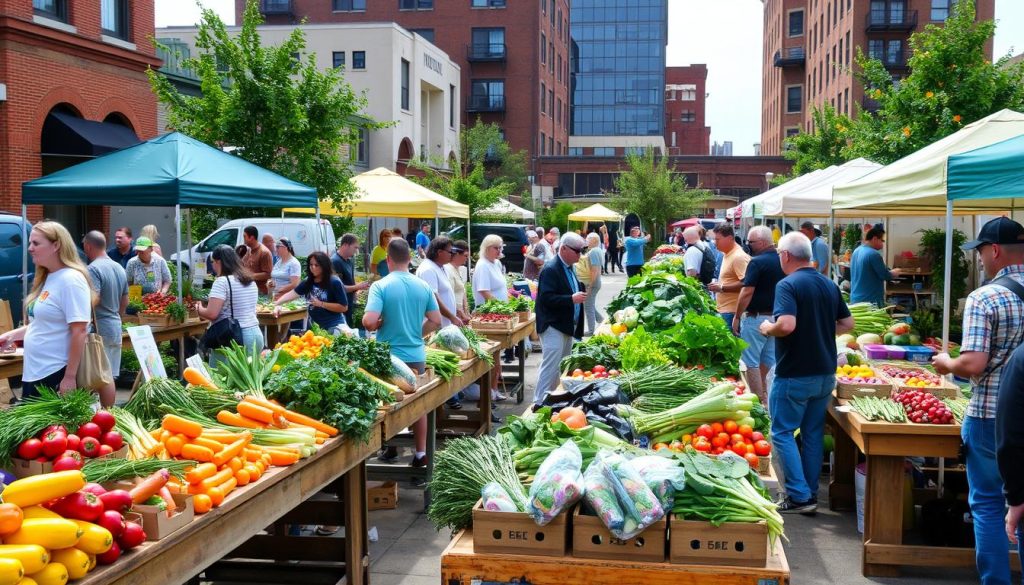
[315,525,340,536]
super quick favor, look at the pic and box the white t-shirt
[271,257,301,290]
[209,275,260,330]
[683,241,706,276]
[472,258,508,306]
[416,259,457,327]
[23,268,92,382]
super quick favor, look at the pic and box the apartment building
[761,0,994,155]
[664,65,711,156]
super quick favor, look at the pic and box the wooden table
[79,425,381,585]
[441,529,790,585]
[475,315,536,404]
[257,308,307,347]
[0,355,23,381]
[828,397,1020,576]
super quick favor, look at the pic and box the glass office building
[569,0,668,137]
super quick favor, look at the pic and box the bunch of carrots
[276,330,332,360]
[213,396,338,444]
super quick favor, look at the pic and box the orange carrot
[201,431,246,444]
[207,486,225,507]
[235,401,276,424]
[266,449,300,466]
[162,414,203,439]
[181,443,214,463]
[279,411,338,437]
[244,464,262,481]
[216,476,237,500]
[198,467,234,492]
[315,437,326,445]
[241,396,286,415]
[149,429,164,440]
[159,486,177,517]
[226,457,243,473]
[243,448,262,462]
[213,436,251,468]
[192,437,225,453]
[130,469,171,504]
[159,429,172,442]
[185,462,218,485]
[233,468,250,486]
[165,435,185,457]
[216,410,267,429]
[314,431,329,439]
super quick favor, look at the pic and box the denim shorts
[740,314,776,368]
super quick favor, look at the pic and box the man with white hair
[682,227,706,280]
[523,230,547,281]
[534,232,587,406]
[731,225,784,402]
[760,232,854,514]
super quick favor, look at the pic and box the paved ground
[364,269,992,585]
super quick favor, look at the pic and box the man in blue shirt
[415,223,432,259]
[849,226,901,307]
[364,238,442,467]
[760,232,854,514]
[623,226,651,278]
[800,222,831,278]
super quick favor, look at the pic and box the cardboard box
[368,480,398,511]
[472,500,568,557]
[669,517,768,567]
[10,445,128,479]
[835,379,892,400]
[134,492,194,541]
[572,506,666,562]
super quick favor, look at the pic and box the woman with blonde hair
[0,222,95,400]
[369,228,393,279]
[472,234,510,403]
[139,224,163,257]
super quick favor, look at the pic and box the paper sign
[192,254,207,287]
[185,354,212,380]
[126,325,167,380]
[128,285,143,302]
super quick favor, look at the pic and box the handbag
[77,306,113,390]
[200,276,244,354]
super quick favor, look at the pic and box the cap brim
[961,239,986,251]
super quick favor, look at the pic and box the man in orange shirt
[707,224,750,333]
[241,225,273,296]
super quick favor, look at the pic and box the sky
[158,1,1024,156]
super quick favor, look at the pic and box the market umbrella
[669,217,703,229]
[567,203,622,222]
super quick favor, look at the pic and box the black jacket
[997,344,1024,506]
[536,258,585,339]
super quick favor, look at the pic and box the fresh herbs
[475,299,515,315]
[508,296,534,312]
[460,327,494,366]
[618,327,670,371]
[615,364,711,399]
[425,348,461,381]
[164,301,188,324]
[560,335,622,372]
[82,457,192,484]
[327,335,394,380]
[212,343,280,398]
[0,388,97,467]
[123,378,203,429]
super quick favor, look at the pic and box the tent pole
[467,220,472,275]
[941,201,953,354]
[186,209,193,278]
[315,208,322,250]
[175,205,183,302]
[435,214,439,238]
[829,209,836,282]
[21,204,28,311]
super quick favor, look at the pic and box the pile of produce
[0,389,99,468]
[508,295,534,313]
[276,330,332,360]
[499,407,627,482]
[257,299,305,314]
[891,389,955,424]
[139,292,188,323]
[657,420,771,469]
[876,364,945,388]
[630,382,760,444]
[560,335,622,373]
[835,364,887,385]
[607,271,713,317]
[15,411,125,472]
[425,348,461,382]
[943,397,968,424]
[473,299,516,323]
[850,396,907,423]
[845,303,895,338]
[565,365,619,381]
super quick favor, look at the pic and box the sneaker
[376,446,399,464]
[445,397,463,410]
[491,413,502,424]
[777,496,817,515]
[492,391,510,402]
[410,454,428,468]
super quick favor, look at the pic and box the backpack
[698,243,716,285]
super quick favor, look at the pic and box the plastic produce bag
[628,456,686,509]
[585,451,665,539]
[433,325,470,353]
[527,441,585,526]
[390,355,418,392]
[582,456,625,533]
[481,482,519,512]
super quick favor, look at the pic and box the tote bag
[77,308,113,390]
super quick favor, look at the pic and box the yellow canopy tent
[284,167,469,219]
[567,203,622,222]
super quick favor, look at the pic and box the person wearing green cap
[125,236,171,295]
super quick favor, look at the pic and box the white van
[170,218,335,281]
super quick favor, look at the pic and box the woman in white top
[268,237,301,300]
[472,234,508,306]
[0,222,94,402]
[445,239,472,324]
[195,245,263,367]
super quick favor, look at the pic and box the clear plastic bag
[433,325,470,353]
[527,441,584,526]
[585,451,665,540]
[628,455,686,509]
[582,456,625,534]
[481,482,519,512]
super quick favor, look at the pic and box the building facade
[0,0,159,235]
[664,64,710,155]
[760,0,994,156]
[159,22,461,175]
[244,0,569,163]
[568,0,668,154]
[712,141,734,156]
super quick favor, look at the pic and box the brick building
[247,0,570,162]
[664,64,710,155]
[0,0,159,236]
[761,0,994,156]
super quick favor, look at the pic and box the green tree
[849,0,1024,164]
[782,104,854,175]
[540,202,576,234]
[412,161,512,220]
[149,1,380,238]
[611,151,710,243]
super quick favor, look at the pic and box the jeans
[769,373,835,503]
[719,312,735,332]
[535,326,574,406]
[209,326,264,369]
[963,416,1014,585]
[740,315,776,368]
[626,265,643,278]
[21,367,67,401]
[584,278,603,334]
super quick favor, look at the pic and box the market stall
[478,198,536,221]
[473,314,536,403]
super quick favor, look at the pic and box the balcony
[467,95,506,112]
[866,10,917,32]
[467,43,507,62]
[773,47,805,68]
[260,0,293,15]
[872,54,909,71]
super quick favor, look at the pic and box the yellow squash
[3,518,82,550]
[0,544,49,574]
[0,471,85,509]
[20,507,61,520]
[28,562,68,585]
[69,521,112,555]
[0,558,23,585]
[50,549,90,580]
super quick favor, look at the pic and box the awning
[669,217,701,229]
[478,198,535,220]
[567,203,622,222]
[948,133,1024,207]
[41,111,140,157]
[284,167,469,219]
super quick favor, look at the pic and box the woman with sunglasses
[473,234,510,402]
[446,240,472,324]
[273,251,349,333]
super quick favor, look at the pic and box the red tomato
[712,447,725,455]
[750,431,765,442]
[746,444,756,455]
[592,365,606,373]
[738,424,754,438]
[731,443,748,455]
[711,422,724,435]
[730,433,745,445]
[653,442,669,451]
[754,440,772,456]
[744,452,760,468]
[711,435,728,448]
[608,369,620,376]
[693,438,711,452]
[723,420,739,434]
[696,424,714,440]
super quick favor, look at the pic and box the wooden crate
[892,379,960,399]
[835,379,892,399]
[416,367,436,389]
[669,517,768,567]
[470,315,519,332]
[572,506,666,562]
[472,500,568,557]
[137,313,173,327]
[515,310,532,322]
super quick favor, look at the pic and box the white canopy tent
[477,198,535,220]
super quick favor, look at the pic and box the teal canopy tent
[21,132,319,300]
[948,133,1024,205]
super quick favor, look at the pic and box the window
[548,137,554,157]
[846,31,851,65]
[844,88,850,114]
[549,89,554,117]
[400,59,410,110]
[352,128,369,165]
[557,54,562,83]
[541,0,546,15]
[399,0,433,9]
[681,110,696,122]
[681,88,696,101]
[931,0,954,21]
[557,9,563,38]
[889,1,905,23]
[786,85,802,113]
[332,52,345,69]
[540,33,546,64]
[568,147,583,156]
[450,84,456,127]
[549,43,554,73]
[540,132,546,155]
[550,3,555,27]
[471,0,505,6]
[788,10,804,37]
[199,229,238,253]
[409,28,435,42]
[541,82,547,114]
[471,28,505,59]
[556,98,561,124]
[333,0,366,10]
[33,0,67,22]
[470,80,505,110]
[101,0,130,40]
[593,147,615,156]
[868,39,883,60]
[0,224,22,250]
[887,40,903,64]
[785,127,800,138]
[351,51,366,69]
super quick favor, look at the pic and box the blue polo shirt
[849,244,892,307]
[415,232,431,253]
[774,267,851,378]
[623,237,647,267]
[811,237,831,276]
[365,271,438,363]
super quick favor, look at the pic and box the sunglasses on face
[566,246,586,254]
[451,247,466,254]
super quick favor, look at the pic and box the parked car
[0,214,34,327]
[170,218,335,282]
[445,223,531,273]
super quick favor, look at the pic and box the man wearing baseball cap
[933,216,1024,584]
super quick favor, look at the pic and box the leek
[632,383,756,442]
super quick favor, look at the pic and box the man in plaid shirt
[933,217,1024,585]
